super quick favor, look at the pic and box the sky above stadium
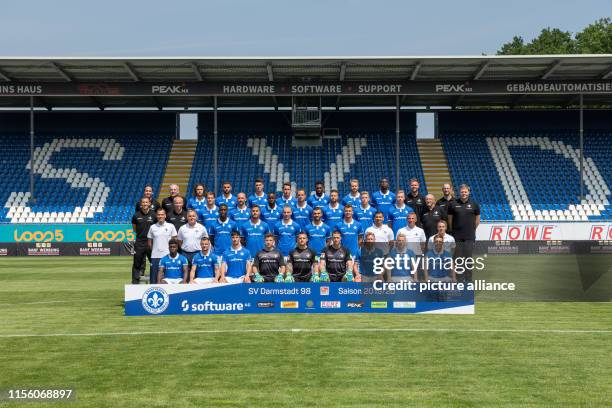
[1,0,608,57]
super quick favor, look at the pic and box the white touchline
[0,327,611,339]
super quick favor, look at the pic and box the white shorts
[193,277,215,284]
[225,276,246,284]
[162,278,183,284]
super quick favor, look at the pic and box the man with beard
[447,184,480,283]
[131,197,156,284]
[187,183,207,215]
[371,177,396,223]
[261,192,282,225]
[292,189,313,229]
[322,189,343,230]
[436,182,456,213]
[239,205,271,257]
[287,232,318,282]
[320,231,360,282]
[230,192,251,227]
[304,207,331,256]
[210,204,237,263]
[251,233,286,283]
[342,179,361,208]
[405,178,426,221]
[216,181,237,209]
[307,180,330,209]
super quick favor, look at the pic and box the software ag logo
[142,287,169,314]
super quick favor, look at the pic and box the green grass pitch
[0,256,610,407]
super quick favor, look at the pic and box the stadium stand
[0,113,174,223]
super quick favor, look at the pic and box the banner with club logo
[125,283,474,316]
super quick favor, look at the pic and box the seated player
[220,231,252,283]
[190,237,219,284]
[424,236,456,283]
[358,231,387,283]
[287,232,318,282]
[387,233,417,282]
[250,233,286,283]
[158,239,189,284]
[320,230,360,282]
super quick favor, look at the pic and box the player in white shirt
[147,208,178,285]
[395,212,426,256]
[427,219,456,253]
[365,211,394,252]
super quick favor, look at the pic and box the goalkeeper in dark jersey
[251,233,286,283]
[288,232,319,282]
[319,230,361,282]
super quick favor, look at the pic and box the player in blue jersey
[230,192,250,227]
[371,177,396,223]
[216,181,237,209]
[336,204,364,260]
[197,191,219,235]
[220,231,253,283]
[274,206,302,257]
[359,231,387,282]
[307,180,330,209]
[342,179,361,208]
[158,239,189,284]
[388,190,414,237]
[278,182,297,207]
[304,207,332,255]
[355,191,376,232]
[248,178,267,207]
[190,237,219,283]
[187,183,207,214]
[424,235,455,282]
[292,188,313,229]
[322,189,343,230]
[239,205,271,257]
[210,204,237,260]
[387,233,417,282]
[261,192,281,224]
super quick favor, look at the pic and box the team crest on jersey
[142,287,169,314]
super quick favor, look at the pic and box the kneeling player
[190,237,219,284]
[158,239,189,284]
[320,230,360,282]
[250,233,286,283]
[220,231,252,283]
[288,232,318,282]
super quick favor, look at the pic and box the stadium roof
[0,55,611,109]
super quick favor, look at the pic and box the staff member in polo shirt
[365,211,394,251]
[447,184,480,282]
[187,183,207,214]
[427,219,456,253]
[396,213,426,256]
[436,182,455,213]
[131,197,156,284]
[147,208,178,285]
[220,231,252,283]
[421,194,447,240]
[190,237,219,284]
[406,178,426,222]
[162,184,186,214]
[177,209,208,279]
[168,196,188,232]
[135,185,161,213]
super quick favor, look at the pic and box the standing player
[365,211,394,250]
[436,182,455,213]
[261,192,281,225]
[131,197,156,284]
[248,178,267,207]
[251,233,286,283]
[355,191,376,232]
[198,191,219,235]
[396,213,426,256]
[406,178,425,221]
[336,205,364,262]
[168,196,188,233]
[190,237,219,284]
[342,179,361,208]
[177,209,208,277]
[307,180,330,209]
[239,205,271,257]
[274,206,301,257]
[292,189,313,229]
[187,183,207,214]
[216,181,237,209]
[320,230,359,282]
[421,194,447,240]
[388,190,414,238]
[162,184,186,214]
[278,182,297,207]
[230,192,251,227]
[322,189,343,230]
[135,185,161,213]
[304,207,332,256]
[158,239,189,284]
[447,184,480,282]
[287,232,318,282]
[371,177,396,222]
[220,231,252,283]
[210,204,237,262]
[147,208,178,285]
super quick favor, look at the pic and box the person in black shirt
[131,197,156,284]
[135,185,161,213]
[436,182,455,213]
[320,230,359,282]
[447,184,480,282]
[421,194,448,240]
[162,184,187,214]
[168,196,188,232]
[251,233,286,282]
[288,232,318,282]
[406,178,425,221]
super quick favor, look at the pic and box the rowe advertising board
[125,282,475,316]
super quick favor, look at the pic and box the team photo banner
[1,80,612,97]
[124,282,475,316]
